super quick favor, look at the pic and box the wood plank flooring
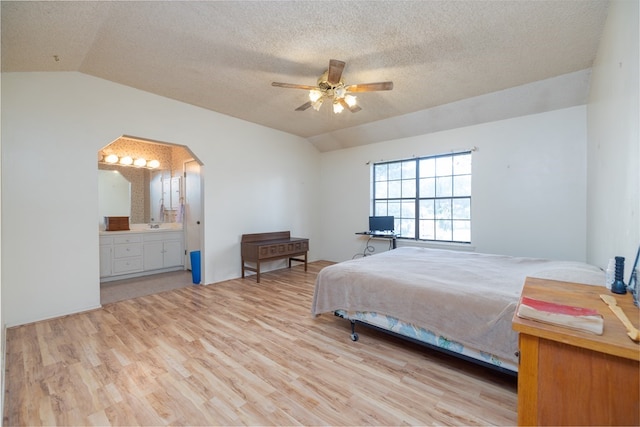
[4,261,517,426]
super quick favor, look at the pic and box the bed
[311,246,604,374]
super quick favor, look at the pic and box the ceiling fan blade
[272,82,317,90]
[339,99,362,113]
[346,81,394,92]
[327,59,346,85]
[295,101,313,111]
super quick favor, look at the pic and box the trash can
[190,250,201,284]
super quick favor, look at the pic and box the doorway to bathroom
[97,136,203,304]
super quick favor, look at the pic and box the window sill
[396,239,476,252]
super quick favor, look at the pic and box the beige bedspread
[311,247,604,364]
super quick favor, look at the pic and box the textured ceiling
[1,1,609,152]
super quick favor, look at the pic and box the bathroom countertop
[99,225,184,235]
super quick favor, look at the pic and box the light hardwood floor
[4,261,517,426]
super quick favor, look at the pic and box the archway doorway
[97,136,203,304]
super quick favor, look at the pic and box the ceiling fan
[272,59,393,114]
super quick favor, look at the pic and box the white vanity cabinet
[112,234,143,275]
[99,236,113,277]
[143,231,184,271]
[100,230,184,282]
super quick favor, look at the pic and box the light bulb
[334,86,346,98]
[119,156,133,166]
[104,154,119,164]
[345,95,357,107]
[312,99,323,111]
[333,102,344,114]
[147,160,160,169]
[134,158,147,167]
[309,89,322,102]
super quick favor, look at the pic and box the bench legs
[243,253,307,283]
[288,253,307,271]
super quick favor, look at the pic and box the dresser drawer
[258,244,283,258]
[99,236,114,246]
[113,257,143,274]
[114,243,143,258]
[288,241,309,252]
[113,235,142,245]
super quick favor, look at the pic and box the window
[372,151,472,243]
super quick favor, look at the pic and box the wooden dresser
[241,231,309,283]
[512,277,639,426]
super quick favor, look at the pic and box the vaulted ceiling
[1,1,609,151]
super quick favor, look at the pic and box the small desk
[512,277,639,426]
[241,231,309,283]
[355,231,399,249]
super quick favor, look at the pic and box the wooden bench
[241,231,309,283]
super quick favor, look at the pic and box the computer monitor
[369,216,394,232]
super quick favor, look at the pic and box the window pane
[402,161,416,179]
[452,198,470,219]
[453,220,470,242]
[388,162,401,180]
[435,156,452,176]
[419,220,435,240]
[435,220,452,240]
[374,164,387,181]
[435,176,452,197]
[454,154,472,175]
[375,181,388,199]
[402,179,416,197]
[435,199,451,219]
[419,177,435,197]
[387,201,401,218]
[419,199,434,219]
[419,158,435,177]
[401,200,415,218]
[399,218,415,239]
[388,180,401,198]
[374,201,387,216]
[453,175,471,197]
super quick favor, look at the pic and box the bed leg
[350,320,359,342]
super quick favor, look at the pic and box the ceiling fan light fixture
[272,59,393,114]
[309,89,322,103]
[345,94,357,107]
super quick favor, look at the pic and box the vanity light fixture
[104,154,119,164]
[99,153,160,169]
[119,156,133,166]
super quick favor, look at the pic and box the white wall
[587,0,640,270]
[0,71,4,418]
[318,106,588,263]
[1,72,320,327]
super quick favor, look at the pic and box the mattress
[312,247,604,368]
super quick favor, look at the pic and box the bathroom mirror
[98,170,131,225]
[98,164,159,225]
